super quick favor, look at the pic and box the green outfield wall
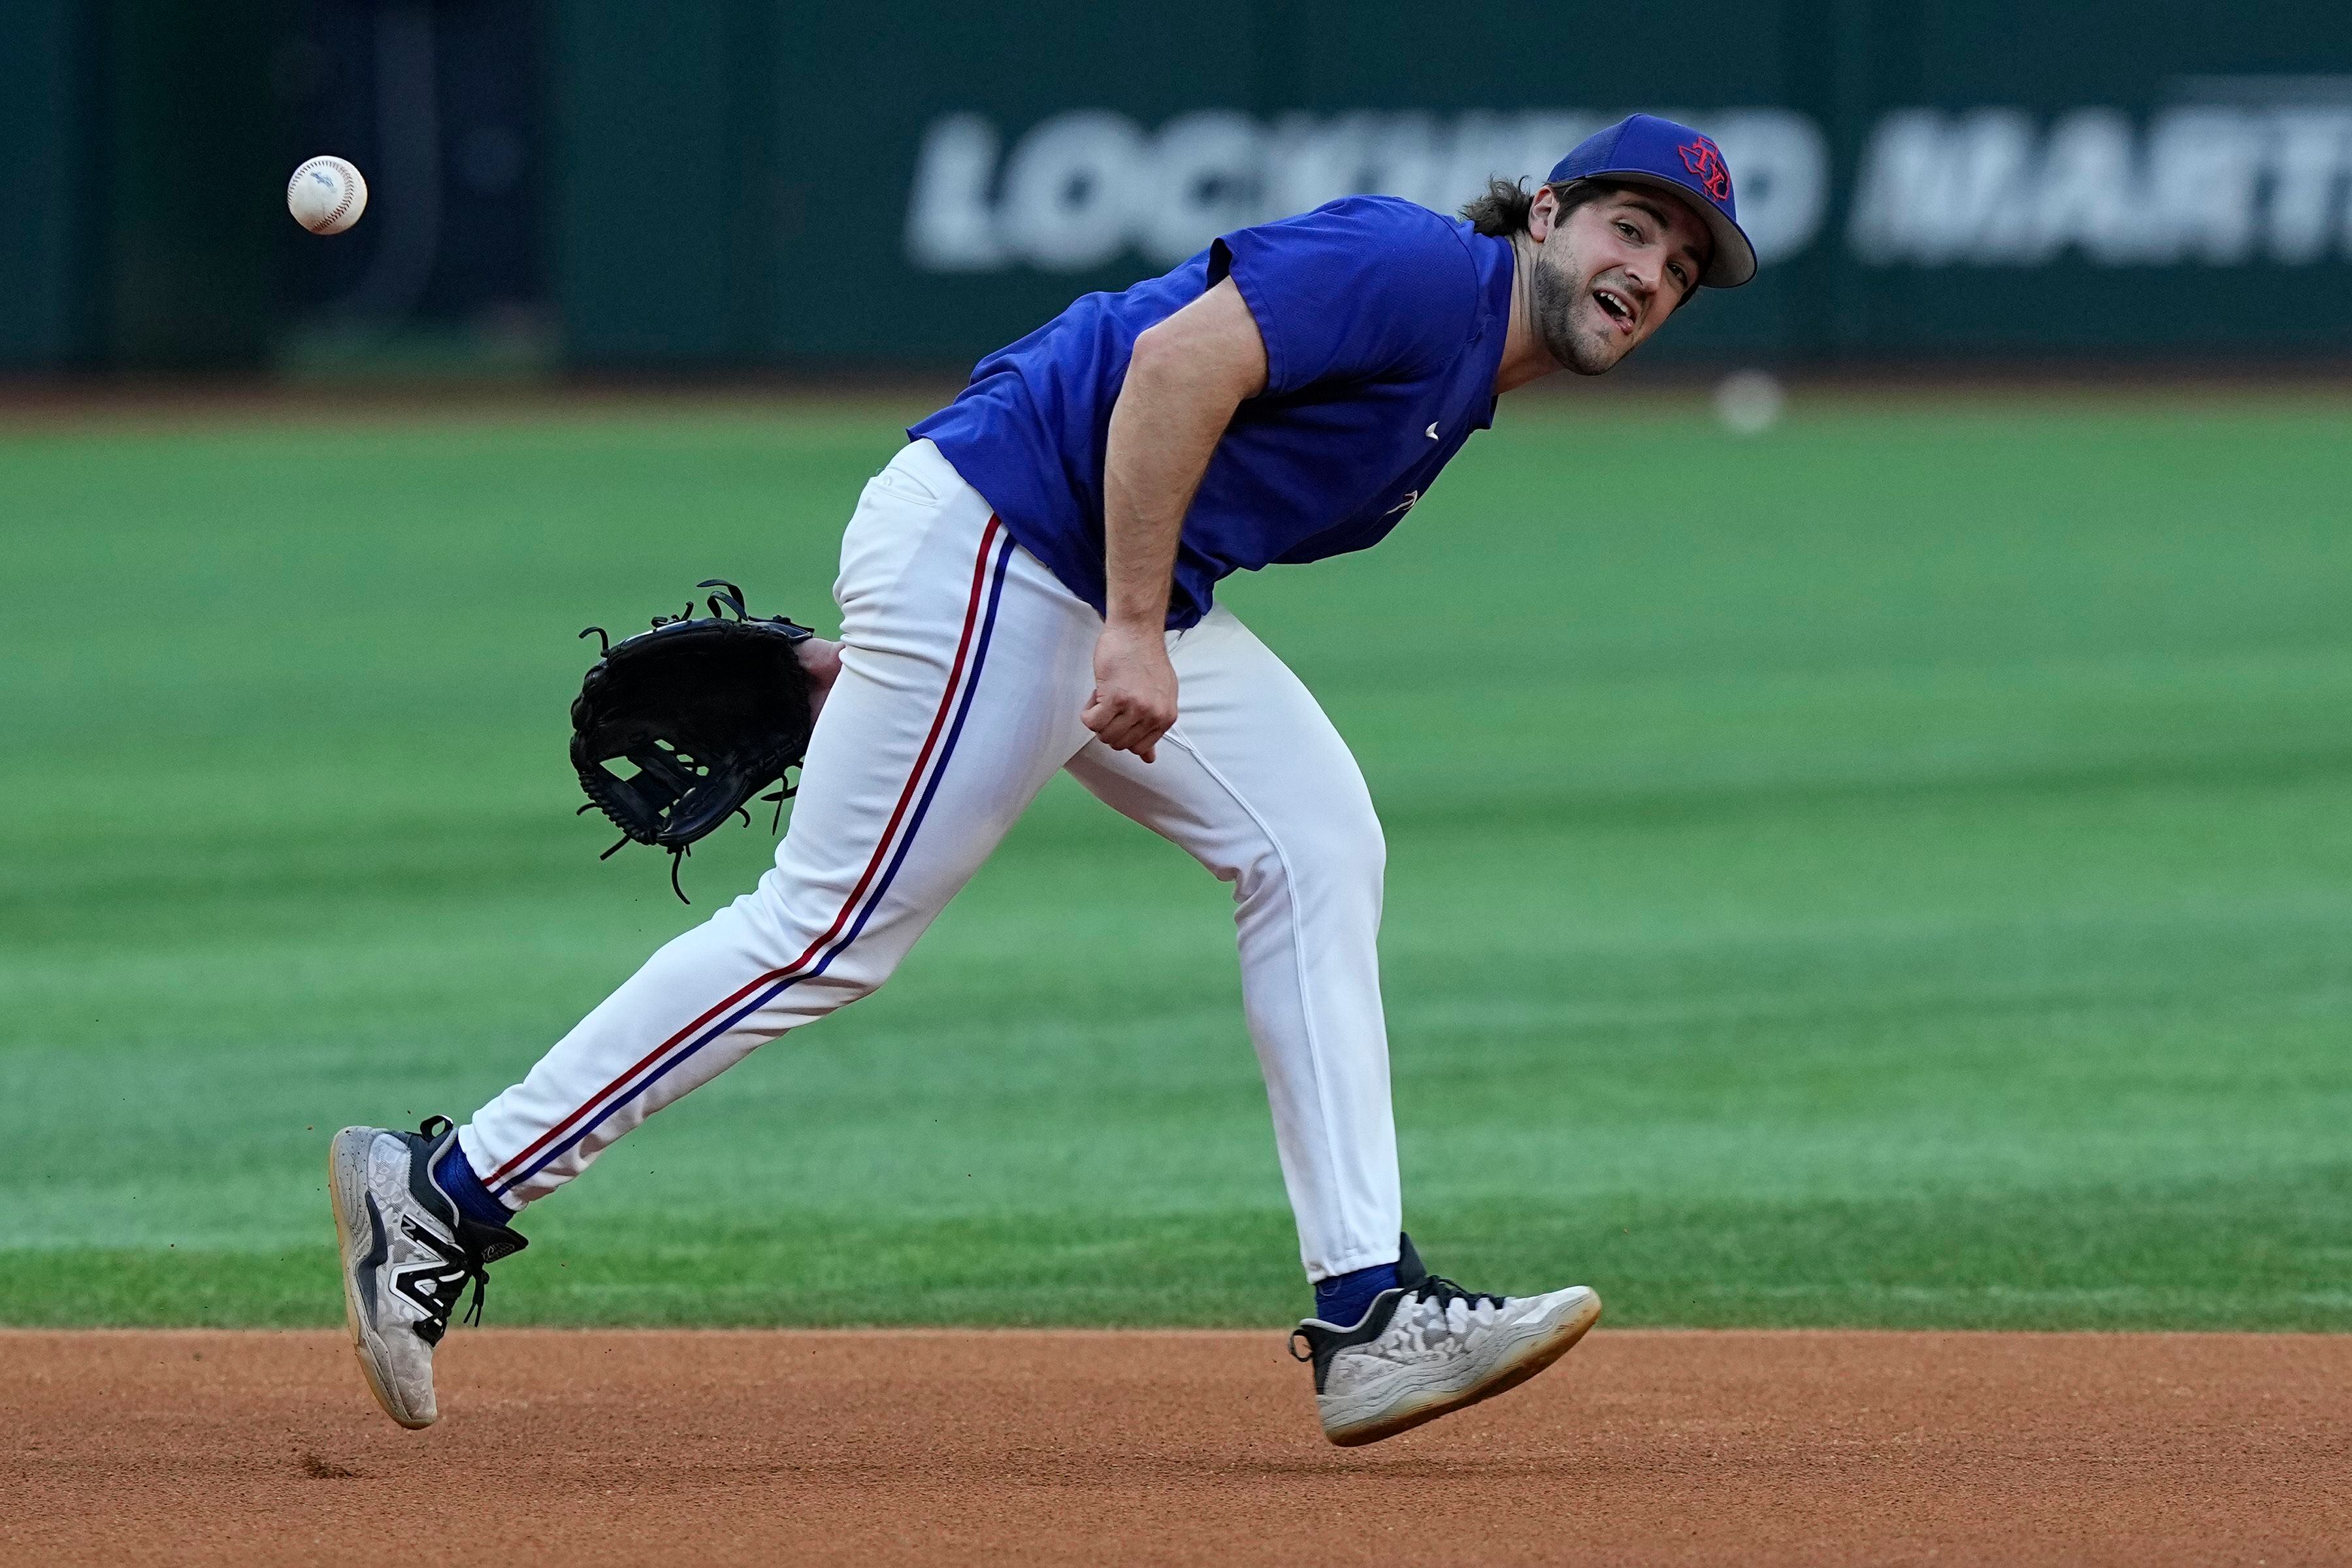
[0,0,91,365]
[6,0,2352,369]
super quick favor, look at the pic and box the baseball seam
[294,160,358,234]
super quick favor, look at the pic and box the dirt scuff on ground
[8,1328,2349,1565]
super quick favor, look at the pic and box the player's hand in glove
[1084,623,1179,762]
[571,580,823,900]
[796,634,843,721]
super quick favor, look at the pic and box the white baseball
[287,156,368,235]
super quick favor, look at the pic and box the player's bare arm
[1084,278,1269,762]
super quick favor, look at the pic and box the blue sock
[433,1136,519,1231]
[1314,1262,1399,1327]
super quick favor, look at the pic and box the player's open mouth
[1593,288,1637,333]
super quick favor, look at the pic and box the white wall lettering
[1848,100,2352,267]
[907,106,1831,274]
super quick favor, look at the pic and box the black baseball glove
[571,579,817,902]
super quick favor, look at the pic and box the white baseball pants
[459,440,1402,1281]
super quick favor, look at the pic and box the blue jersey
[909,197,1516,629]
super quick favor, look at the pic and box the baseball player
[330,114,1754,1445]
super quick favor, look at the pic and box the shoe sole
[327,1128,434,1430]
[1322,1287,1603,1447]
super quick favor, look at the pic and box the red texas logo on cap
[1677,137,1731,203]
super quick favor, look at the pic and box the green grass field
[4,390,2349,1331]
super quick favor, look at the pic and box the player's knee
[1235,803,1384,909]
[1316,788,1386,876]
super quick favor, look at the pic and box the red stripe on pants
[485,515,1007,1186]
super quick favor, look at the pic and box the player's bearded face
[1529,193,1704,376]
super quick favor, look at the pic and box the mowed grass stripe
[1,393,2346,1328]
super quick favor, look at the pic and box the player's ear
[1526,184,1561,243]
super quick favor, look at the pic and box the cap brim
[1564,171,1758,289]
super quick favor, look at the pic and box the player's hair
[1459,176,1618,238]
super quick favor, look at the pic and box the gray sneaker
[327,1116,526,1429]
[1290,1235,1601,1446]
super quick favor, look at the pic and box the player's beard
[1526,233,1625,377]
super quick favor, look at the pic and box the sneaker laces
[1288,1272,1507,1362]
[1408,1273,1506,1312]
[404,1117,501,1343]
[405,1243,495,1344]
[1400,1276,1506,1345]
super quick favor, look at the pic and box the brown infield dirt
[7,1328,2349,1566]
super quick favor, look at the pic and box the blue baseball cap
[1547,114,1757,288]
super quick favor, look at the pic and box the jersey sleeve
[1207,198,1484,396]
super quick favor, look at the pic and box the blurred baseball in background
[1714,370,1787,435]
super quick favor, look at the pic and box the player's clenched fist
[1083,624,1179,762]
